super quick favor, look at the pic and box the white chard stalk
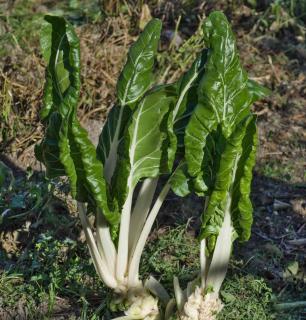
[175,208,232,320]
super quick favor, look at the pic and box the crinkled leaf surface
[161,52,207,175]
[182,12,266,251]
[185,12,253,191]
[36,15,119,226]
[230,116,258,242]
[200,116,254,252]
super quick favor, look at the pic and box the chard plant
[35,14,205,319]
[164,13,270,320]
[36,11,269,320]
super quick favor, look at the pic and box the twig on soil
[268,55,281,83]
[254,231,274,242]
[254,107,269,116]
[274,301,306,311]
[80,105,108,122]
[286,238,306,246]
[15,130,41,148]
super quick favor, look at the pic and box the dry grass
[77,15,133,122]
[0,13,135,169]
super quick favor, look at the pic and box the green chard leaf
[185,12,254,192]
[180,12,266,252]
[169,161,192,197]
[36,15,119,226]
[116,19,162,108]
[39,15,81,120]
[113,85,177,208]
[200,116,254,252]
[247,79,271,103]
[230,116,258,242]
[96,19,162,183]
[96,105,131,183]
[35,112,66,177]
[161,52,207,175]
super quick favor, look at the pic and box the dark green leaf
[35,112,66,178]
[231,116,257,242]
[36,15,119,226]
[169,162,191,197]
[96,105,131,183]
[116,19,162,108]
[68,115,119,225]
[39,15,81,120]
[185,11,254,192]
[161,52,207,174]
[200,116,253,252]
[247,79,271,103]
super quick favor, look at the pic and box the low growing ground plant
[36,11,269,319]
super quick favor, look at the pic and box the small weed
[0,170,50,225]
[141,225,199,289]
[0,232,107,318]
[261,159,295,181]
[0,78,13,145]
[218,274,273,320]
[156,21,204,83]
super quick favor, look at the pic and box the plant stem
[200,239,207,289]
[205,206,232,296]
[144,276,170,305]
[128,177,158,258]
[164,298,176,320]
[96,209,117,274]
[173,276,186,313]
[77,202,118,289]
[127,183,170,287]
[200,197,211,289]
[116,188,134,284]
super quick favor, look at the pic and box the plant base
[111,287,160,320]
[180,288,223,320]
